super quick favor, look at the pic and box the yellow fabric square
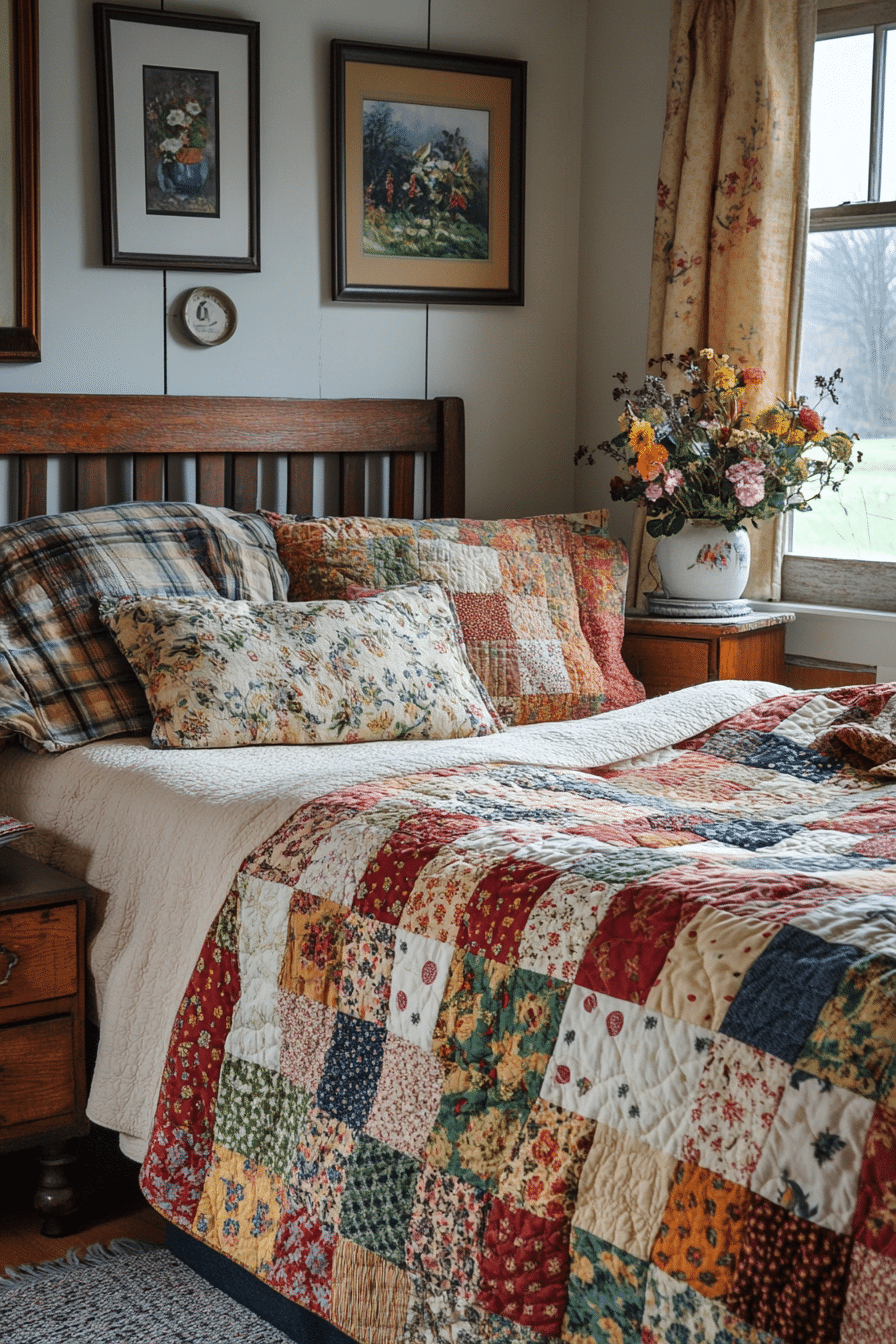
[193,1143,284,1274]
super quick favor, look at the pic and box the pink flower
[645,481,663,501]
[663,468,683,494]
[727,459,765,507]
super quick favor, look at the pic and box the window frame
[782,0,896,612]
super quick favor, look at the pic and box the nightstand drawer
[0,904,79,1009]
[622,634,710,695]
[0,1016,76,1129]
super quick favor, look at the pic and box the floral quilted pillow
[98,584,503,748]
[260,512,644,725]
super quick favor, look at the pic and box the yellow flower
[756,408,790,436]
[711,365,737,392]
[785,426,806,446]
[699,347,715,360]
[628,418,655,451]
[792,456,809,480]
[829,432,853,462]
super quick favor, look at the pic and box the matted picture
[94,4,259,271]
[333,41,526,305]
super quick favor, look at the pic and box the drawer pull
[0,943,20,986]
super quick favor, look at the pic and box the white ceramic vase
[654,519,751,601]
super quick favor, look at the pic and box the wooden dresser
[0,848,92,1234]
[622,610,796,699]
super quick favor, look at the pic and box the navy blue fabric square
[742,735,841,782]
[721,924,863,1063]
[340,1133,421,1264]
[691,819,802,851]
[316,1013,386,1129]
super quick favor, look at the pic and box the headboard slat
[18,456,47,518]
[134,455,165,501]
[340,454,366,516]
[76,455,108,510]
[286,454,314,515]
[196,454,226,508]
[232,455,259,514]
[389,452,415,519]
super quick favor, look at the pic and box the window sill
[749,600,896,682]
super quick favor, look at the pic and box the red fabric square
[140,913,240,1227]
[575,881,700,1004]
[854,1101,896,1257]
[355,811,482,924]
[726,1194,851,1343]
[458,858,560,965]
[477,1196,569,1336]
[451,591,515,642]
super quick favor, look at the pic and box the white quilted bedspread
[0,681,787,1160]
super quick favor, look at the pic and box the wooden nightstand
[622,610,795,698]
[0,848,92,1235]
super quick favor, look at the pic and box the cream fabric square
[790,895,896,961]
[225,873,294,1070]
[772,694,847,746]
[505,593,555,640]
[516,640,572,694]
[681,1035,789,1186]
[418,538,505,593]
[573,1120,677,1259]
[750,1070,876,1233]
[388,930,454,1049]
[516,870,616,982]
[297,809,410,907]
[645,904,780,1031]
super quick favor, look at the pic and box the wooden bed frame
[0,393,465,520]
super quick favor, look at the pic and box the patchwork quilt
[142,684,896,1344]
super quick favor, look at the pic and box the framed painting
[0,0,39,361]
[332,40,526,305]
[93,4,260,271]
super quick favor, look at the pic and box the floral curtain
[628,0,817,607]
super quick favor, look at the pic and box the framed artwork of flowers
[331,40,526,305]
[93,5,259,271]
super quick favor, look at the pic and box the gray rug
[0,1238,292,1343]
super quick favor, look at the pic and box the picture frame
[332,40,526,305]
[93,4,260,271]
[0,0,39,361]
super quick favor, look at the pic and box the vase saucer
[647,595,754,619]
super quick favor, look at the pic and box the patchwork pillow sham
[98,583,503,748]
[261,511,644,725]
[0,501,288,753]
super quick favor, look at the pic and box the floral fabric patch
[478,1196,570,1336]
[853,1100,896,1256]
[405,1164,489,1294]
[796,953,896,1105]
[193,1144,284,1275]
[316,1012,387,1130]
[100,582,503,747]
[337,913,395,1025]
[564,1226,648,1344]
[841,1243,896,1343]
[499,1097,596,1223]
[213,1056,310,1181]
[364,1033,444,1159]
[681,1037,789,1186]
[651,1160,749,1298]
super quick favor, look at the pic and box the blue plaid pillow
[0,501,287,752]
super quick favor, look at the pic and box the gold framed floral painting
[332,40,526,305]
[93,4,260,271]
[0,0,39,361]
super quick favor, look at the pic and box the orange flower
[177,147,204,164]
[628,419,655,452]
[798,405,823,434]
[711,365,738,392]
[742,366,765,386]
[636,441,669,480]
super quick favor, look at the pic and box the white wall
[574,0,671,538]
[0,0,587,519]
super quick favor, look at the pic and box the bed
[0,392,894,1344]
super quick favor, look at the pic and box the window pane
[808,33,873,208]
[880,28,896,199]
[793,228,896,560]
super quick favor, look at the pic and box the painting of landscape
[362,99,489,260]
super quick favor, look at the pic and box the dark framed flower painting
[331,40,526,305]
[93,5,259,270]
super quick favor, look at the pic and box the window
[786,1,896,609]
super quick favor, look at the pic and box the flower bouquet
[576,349,859,540]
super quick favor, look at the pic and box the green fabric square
[428,953,569,1191]
[340,1133,421,1264]
[369,534,420,587]
[564,1226,647,1343]
[214,1055,311,1179]
[796,953,896,1104]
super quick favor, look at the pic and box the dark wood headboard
[0,394,465,520]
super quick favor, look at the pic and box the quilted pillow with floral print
[98,584,503,748]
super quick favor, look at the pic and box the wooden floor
[0,1123,167,1277]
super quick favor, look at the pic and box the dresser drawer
[0,1016,76,1129]
[622,634,710,696]
[0,903,79,1009]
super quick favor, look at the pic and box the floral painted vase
[654,519,751,601]
[157,155,209,197]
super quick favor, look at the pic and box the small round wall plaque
[181,287,237,347]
